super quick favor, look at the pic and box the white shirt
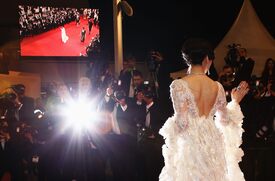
[120,104,128,112]
[145,102,154,128]
[128,79,135,98]
[136,101,142,105]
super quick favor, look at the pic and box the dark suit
[138,101,164,181]
[118,69,133,97]
[235,57,255,84]
[0,140,12,179]
[88,18,93,34]
[19,96,35,124]
[102,97,138,181]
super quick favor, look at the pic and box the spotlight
[59,99,99,134]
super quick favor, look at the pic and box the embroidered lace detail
[159,79,245,181]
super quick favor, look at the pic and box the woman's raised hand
[231,81,249,103]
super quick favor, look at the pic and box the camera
[143,80,149,85]
[114,90,126,100]
[110,79,121,92]
[146,50,160,72]
[0,92,17,110]
[224,43,241,68]
[142,80,152,90]
[14,123,38,138]
[137,124,153,142]
[248,78,265,97]
[220,72,235,84]
[0,91,21,122]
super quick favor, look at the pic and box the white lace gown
[159,79,245,181]
[61,27,69,43]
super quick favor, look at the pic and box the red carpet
[20,17,99,56]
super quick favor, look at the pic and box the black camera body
[114,90,126,100]
[0,92,17,110]
[248,78,265,97]
[110,79,121,92]
[137,124,153,142]
[147,50,159,72]
[224,43,241,68]
[220,73,235,83]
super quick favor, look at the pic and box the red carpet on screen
[20,17,99,57]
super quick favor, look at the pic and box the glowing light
[34,109,44,119]
[60,99,99,133]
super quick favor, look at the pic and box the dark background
[0,0,274,64]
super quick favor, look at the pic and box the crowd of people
[1,41,275,180]
[19,5,99,38]
[217,46,275,181]
[0,55,169,180]
[218,48,275,146]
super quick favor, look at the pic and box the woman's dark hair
[262,58,274,74]
[261,58,275,85]
[181,38,215,65]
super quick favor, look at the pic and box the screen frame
[18,3,101,62]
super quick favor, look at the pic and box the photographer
[224,43,241,69]
[0,120,12,181]
[0,87,23,139]
[254,81,275,141]
[147,49,176,119]
[11,84,35,126]
[234,48,255,84]
[147,50,172,93]
[137,89,164,181]
[224,45,254,86]
[103,88,138,181]
[16,123,40,181]
[118,55,139,98]
[218,64,235,92]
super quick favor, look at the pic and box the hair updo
[181,38,215,66]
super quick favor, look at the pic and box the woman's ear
[206,56,212,66]
[202,55,210,66]
[202,56,212,73]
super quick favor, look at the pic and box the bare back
[182,75,218,117]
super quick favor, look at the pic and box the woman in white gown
[61,26,69,43]
[159,38,249,181]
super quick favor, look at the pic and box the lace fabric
[159,79,245,181]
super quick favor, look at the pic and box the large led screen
[19,5,100,57]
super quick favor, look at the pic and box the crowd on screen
[19,5,99,37]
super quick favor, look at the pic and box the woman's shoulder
[170,76,222,90]
[170,78,185,86]
[169,79,186,90]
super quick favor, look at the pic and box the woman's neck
[188,65,206,75]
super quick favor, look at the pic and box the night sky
[1,0,274,67]
[120,0,275,62]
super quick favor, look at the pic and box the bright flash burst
[59,99,99,134]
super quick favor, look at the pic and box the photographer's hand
[106,87,114,97]
[231,81,249,103]
[148,134,155,139]
[151,51,164,62]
